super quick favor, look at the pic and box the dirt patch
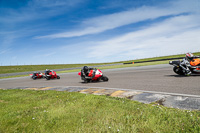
[0,100,8,103]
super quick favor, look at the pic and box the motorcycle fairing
[190,58,200,66]
[79,69,104,81]
[88,70,94,77]
[47,71,58,79]
[169,60,180,65]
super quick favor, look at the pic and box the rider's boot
[185,70,191,76]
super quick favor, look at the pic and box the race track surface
[1,64,200,96]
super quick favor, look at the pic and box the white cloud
[28,0,81,8]
[0,0,83,23]
[37,0,199,39]
[37,6,177,38]
[86,14,200,59]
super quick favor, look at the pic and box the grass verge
[0,63,114,74]
[0,89,200,132]
[1,52,200,75]
[55,60,169,73]
[0,75,29,79]
[122,52,200,63]
[0,61,169,79]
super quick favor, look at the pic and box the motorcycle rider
[33,72,37,77]
[180,53,200,75]
[45,69,52,75]
[81,66,96,81]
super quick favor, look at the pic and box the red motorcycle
[78,69,108,82]
[29,72,45,80]
[45,70,60,80]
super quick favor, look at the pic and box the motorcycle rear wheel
[46,77,51,80]
[84,79,91,83]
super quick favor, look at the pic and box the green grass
[57,60,169,74]
[0,63,114,74]
[0,74,29,79]
[100,60,169,69]
[0,89,200,133]
[122,52,200,63]
[0,60,171,80]
[0,61,169,79]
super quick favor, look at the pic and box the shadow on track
[80,81,107,84]
[165,74,200,78]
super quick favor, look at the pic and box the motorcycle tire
[102,76,109,81]
[173,66,184,75]
[57,76,60,79]
[46,77,51,80]
[32,76,37,80]
[84,79,90,83]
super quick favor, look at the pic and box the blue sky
[0,0,200,65]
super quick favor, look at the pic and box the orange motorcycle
[169,57,200,75]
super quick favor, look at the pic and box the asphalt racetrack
[0,64,200,96]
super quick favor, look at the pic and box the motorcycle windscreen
[169,60,180,65]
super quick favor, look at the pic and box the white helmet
[186,53,194,61]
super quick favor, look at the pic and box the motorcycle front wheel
[32,76,37,80]
[173,66,184,75]
[101,76,109,81]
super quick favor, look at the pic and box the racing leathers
[45,69,52,76]
[81,67,96,81]
[180,56,200,75]
[180,58,191,75]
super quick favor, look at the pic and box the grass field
[0,63,113,74]
[58,60,169,73]
[122,52,200,63]
[0,89,200,133]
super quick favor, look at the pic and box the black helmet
[83,66,89,73]
[186,53,194,61]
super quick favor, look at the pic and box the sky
[0,0,200,65]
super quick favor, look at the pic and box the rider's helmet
[83,66,89,74]
[186,53,194,61]
[45,69,50,74]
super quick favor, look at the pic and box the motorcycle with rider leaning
[81,66,96,82]
[169,52,200,75]
[79,66,109,83]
